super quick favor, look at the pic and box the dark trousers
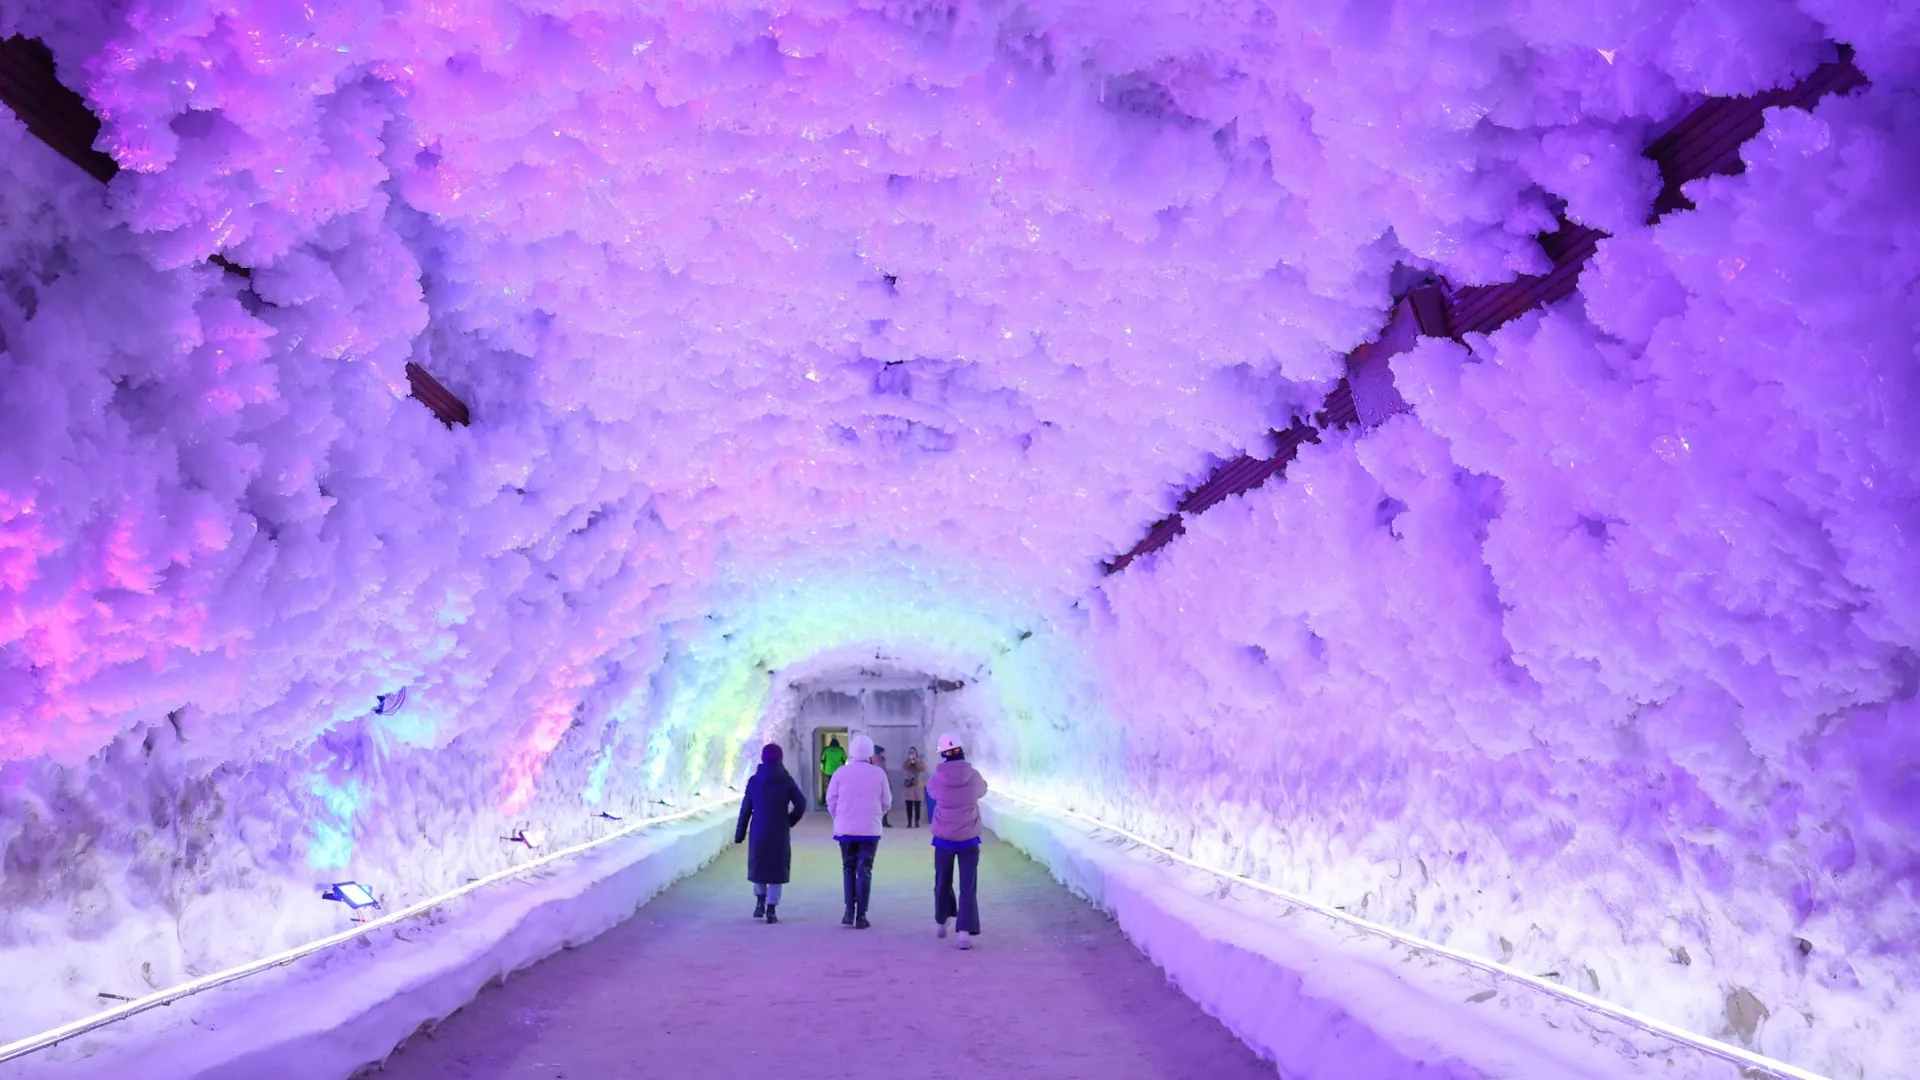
[934,845,980,934]
[905,799,922,827]
[839,839,879,916]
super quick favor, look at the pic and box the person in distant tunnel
[902,746,925,828]
[819,735,847,803]
[735,742,808,924]
[827,734,891,929]
[925,732,989,949]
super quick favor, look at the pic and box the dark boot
[855,914,871,930]
[753,896,766,920]
[765,905,779,924]
[842,905,855,927]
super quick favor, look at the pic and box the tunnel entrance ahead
[783,665,951,817]
[371,816,1274,1080]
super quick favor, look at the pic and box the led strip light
[0,798,736,1066]
[990,790,1832,1080]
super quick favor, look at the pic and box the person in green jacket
[819,736,848,803]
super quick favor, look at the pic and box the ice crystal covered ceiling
[0,0,1874,764]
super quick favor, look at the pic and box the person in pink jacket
[924,731,988,949]
[826,734,892,929]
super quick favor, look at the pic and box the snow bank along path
[0,809,734,1080]
[983,796,1829,1080]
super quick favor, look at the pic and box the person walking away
[902,747,926,828]
[874,744,894,828]
[826,734,891,929]
[820,736,847,804]
[925,732,988,949]
[735,743,807,923]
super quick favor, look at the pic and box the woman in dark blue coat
[735,742,807,923]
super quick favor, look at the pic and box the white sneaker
[957,931,971,950]
[936,919,949,939]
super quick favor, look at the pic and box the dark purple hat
[761,742,783,764]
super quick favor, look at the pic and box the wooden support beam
[1645,45,1866,218]
[0,35,259,290]
[1105,43,1869,574]
[1427,45,1866,342]
[0,36,116,183]
[405,362,471,428]
[0,34,471,430]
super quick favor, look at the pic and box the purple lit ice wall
[0,0,1914,1075]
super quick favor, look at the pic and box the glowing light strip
[990,791,1832,1080]
[0,798,735,1065]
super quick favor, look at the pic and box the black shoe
[855,915,871,930]
[842,906,855,927]
[753,898,766,919]
[765,905,779,924]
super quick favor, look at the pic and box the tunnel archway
[1,4,1915,1078]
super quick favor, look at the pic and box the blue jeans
[934,845,980,934]
[753,882,782,904]
[840,839,879,916]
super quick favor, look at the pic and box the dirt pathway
[373,815,1276,1080]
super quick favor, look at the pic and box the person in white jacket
[826,734,892,929]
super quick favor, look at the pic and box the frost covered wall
[972,74,1920,1080]
[0,0,1915,1077]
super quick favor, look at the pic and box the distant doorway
[813,726,849,808]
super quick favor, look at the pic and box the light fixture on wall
[504,827,546,849]
[321,882,379,910]
[373,688,408,715]
[595,810,622,821]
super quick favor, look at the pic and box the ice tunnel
[0,1,1915,1078]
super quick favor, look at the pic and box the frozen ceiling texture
[0,0,1915,1076]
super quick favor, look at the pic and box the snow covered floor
[371,814,1276,1080]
